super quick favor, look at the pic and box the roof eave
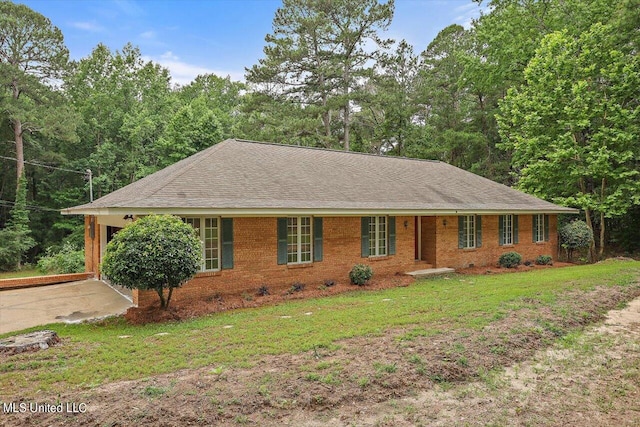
[61,206,580,217]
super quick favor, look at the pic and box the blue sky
[20,0,486,86]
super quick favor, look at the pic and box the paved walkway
[0,279,132,334]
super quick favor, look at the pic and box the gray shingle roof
[62,139,577,215]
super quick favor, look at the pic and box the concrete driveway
[0,279,132,334]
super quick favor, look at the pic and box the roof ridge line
[231,138,442,164]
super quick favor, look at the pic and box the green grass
[0,268,42,279]
[1,259,638,398]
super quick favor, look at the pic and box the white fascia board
[62,207,579,217]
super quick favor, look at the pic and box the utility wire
[0,155,88,175]
[0,199,62,212]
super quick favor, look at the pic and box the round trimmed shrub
[498,252,522,268]
[559,220,593,261]
[349,264,373,286]
[101,214,201,309]
[535,255,553,265]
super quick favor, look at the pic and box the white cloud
[71,21,104,32]
[454,2,481,13]
[148,51,244,86]
[113,0,144,17]
[140,30,156,39]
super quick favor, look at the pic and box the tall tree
[497,24,640,258]
[0,1,71,184]
[0,175,35,271]
[353,39,423,155]
[246,0,394,150]
[65,43,174,197]
[177,73,245,138]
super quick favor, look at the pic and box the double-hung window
[368,216,387,257]
[461,215,476,249]
[533,214,547,243]
[287,216,312,264]
[183,217,220,271]
[502,214,513,245]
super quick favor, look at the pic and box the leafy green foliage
[245,0,394,150]
[349,264,373,286]
[559,220,594,261]
[101,215,201,309]
[0,176,36,271]
[36,242,84,274]
[498,252,522,269]
[535,255,553,266]
[497,24,640,256]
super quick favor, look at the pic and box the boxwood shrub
[349,264,373,286]
[498,252,522,268]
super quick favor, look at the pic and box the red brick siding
[135,216,417,307]
[431,215,557,269]
[120,214,558,308]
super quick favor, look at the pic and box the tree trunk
[584,208,597,263]
[599,211,605,258]
[12,79,24,187]
[14,118,24,184]
[165,287,174,310]
[344,104,350,151]
[157,287,167,309]
[598,178,606,258]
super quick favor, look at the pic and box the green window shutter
[221,218,234,269]
[361,217,370,257]
[388,216,396,255]
[498,215,504,246]
[532,215,538,242]
[514,215,519,244]
[313,217,323,262]
[458,216,465,249]
[476,215,482,248]
[277,218,288,265]
[544,214,550,242]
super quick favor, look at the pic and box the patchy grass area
[1,260,638,397]
[1,259,639,426]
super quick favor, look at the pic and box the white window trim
[503,214,513,246]
[535,214,545,243]
[369,216,388,257]
[463,215,476,249]
[287,216,312,265]
[183,216,221,272]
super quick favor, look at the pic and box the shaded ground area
[4,280,639,426]
[0,280,132,334]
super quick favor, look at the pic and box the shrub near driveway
[0,260,638,401]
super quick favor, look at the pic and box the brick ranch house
[62,139,577,307]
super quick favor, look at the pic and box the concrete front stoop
[406,267,456,279]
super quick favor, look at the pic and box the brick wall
[428,215,557,269]
[134,216,418,307]
[118,213,558,308]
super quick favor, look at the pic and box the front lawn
[1,259,639,400]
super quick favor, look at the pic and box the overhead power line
[0,155,87,175]
[0,199,62,212]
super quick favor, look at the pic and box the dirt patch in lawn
[6,279,640,426]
